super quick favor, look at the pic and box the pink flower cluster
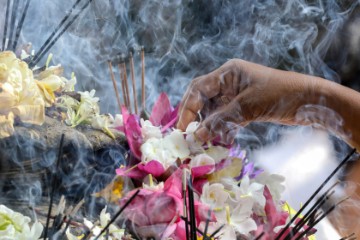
[114,93,316,240]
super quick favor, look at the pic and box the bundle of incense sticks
[1,0,31,52]
[275,148,356,240]
[107,48,146,115]
[28,0,94,68]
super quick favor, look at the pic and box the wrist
[303,77,360,149]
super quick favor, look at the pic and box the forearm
[316,80,360,150]
[275,67,360,150]
[242,60,360,149]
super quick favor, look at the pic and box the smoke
[1,0,358,112]
[252,127,341,239]
[1,0,360,235]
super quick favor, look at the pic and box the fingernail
[195,127,211,142]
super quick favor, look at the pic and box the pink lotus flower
[120,170,183,239]
[149,92,178,131]
[120,169,214,239]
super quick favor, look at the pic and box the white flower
[255,172,285,204]
[91,114,116,139]
[109,114,123,129]
[141,130,190,169]
[57,95,79,110]
[61,75,76,92]
[80,207,124,240]
[165,130,190,159]
[185,121,203,154]
[234,175,265,208]
[140,119,162,140]
[141,137,168,163]
[79,89,99,104]
[0,51,45,138]
[216,199,257,237]
[189,153,215,170]
[0,204,43,240]
[205,145,229,163]
[0,112,15,138]
[200,182,229,209]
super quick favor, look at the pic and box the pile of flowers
[0,51,317,239]
[111,93,317,240]
[0,51,121,139]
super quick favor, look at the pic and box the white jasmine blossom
[189,153,215,170]
[255,172,285,204]
[141,130,190,169]
[201,182,229,209]
[109,114,123,129]
[205,145,229,163]
[185,121,203,154]
[91,114,115,139]
[0,204,43,240]
[234,175,266,208]
[216,198,257,237]
[140,119,162,140]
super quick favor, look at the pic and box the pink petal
[138,160,166,177]
[150,93,173,126]
[145,192,178,224]
[193,178,208,194]
[264,186,288,228]
[161,104,179,128]
[164,169,183,198]
[195,202,216,223]
[162,223,177,239]
[116,166,147,179]
[191,165,215,178]
[121,105,130,123]
[161,115,178,133]
[124,114,143,159]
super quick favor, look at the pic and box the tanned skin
[177,59,360,237]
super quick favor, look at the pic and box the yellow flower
[0,51,45,138]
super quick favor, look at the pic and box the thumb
[194,100,246,143]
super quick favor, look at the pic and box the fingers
[194,99,245,143]
[177,72,221,131]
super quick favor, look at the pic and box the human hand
[177,59,322,142]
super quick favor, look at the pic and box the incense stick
[289,190,334,237]
[44,134,65,240]
[275,148,356,240]
[181,216,225,239]
[285,182,339,239]
[209,224,225,238]
[122,62,131,112]
[60,216,72,238]
[187,177,196,240]
[117,63,128,110]
[12,0,31,50]
[202,209,211,239]
[8,0,19,51]
[30,0,93,68]
[107,61,122,113]
[2,0,11,51]
[180,217,205,235]
[29,0,82,65]
[254,232,265,240]
[340,233,356,240]
[182,170,190,240]
[141,47,145,111]
[129,52,138,114]
[94,189,140,240]
[294,197,350,240]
